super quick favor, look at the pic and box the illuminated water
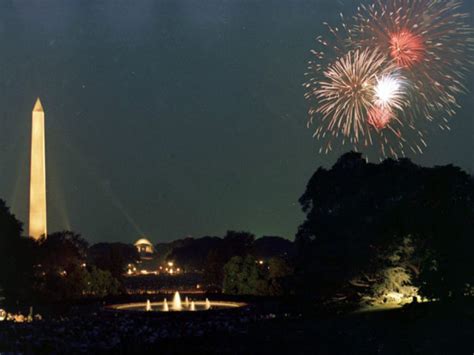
[172,291,182,311]
[110,292,245,312]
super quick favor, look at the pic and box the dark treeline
[0,228,122,304]
[152,231,294,294]
[0,152,473,307]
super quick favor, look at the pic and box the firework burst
[305,47,415,157]
[389,30,425,68]
[304,0,473,159]
[351,0,474,128]
[373,74,405,111]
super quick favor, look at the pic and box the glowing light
[308,48,392,139]
[305,0,473,159]
[172,291,182,311]
[390,30,425,68]
[29,98,47,240]
[306,48,413,156]
[110,298,247,312]
[374,75,404,109]
[352,0,474,130]
[367,106,393,130]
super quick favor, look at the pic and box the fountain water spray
[172,291,182,311]
[109,295,245,313]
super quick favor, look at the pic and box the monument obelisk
[29,98,47,239]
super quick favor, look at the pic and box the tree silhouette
[37,231,88,274]
[0,199,34,303]
[223,255,293,296]
[296,152,474,303]
[203,231,255,289]
[88,242,139,278]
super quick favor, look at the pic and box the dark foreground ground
[0,299,472,354]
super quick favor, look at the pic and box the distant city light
[0,309,6,321]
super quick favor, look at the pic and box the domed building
[132,238,157,274]
[134,238,154,255]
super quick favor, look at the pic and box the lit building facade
[134,238,154,255]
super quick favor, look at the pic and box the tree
[203,231,255,290]
[295,152,474,304]
[37,231,88,274]
[83,266,121,298]
[36,264,121,301]
[32,234,123,302]
[362,236,420,305]
[413,167,474,300]
[267,257,294,296]
[223,256,268,295]
[223,255,293,296]
[167,237,222,272]
[250,236,294,260]
[88,242,139,278]
[0,199,34,303]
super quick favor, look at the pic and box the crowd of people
[0,304,278,353]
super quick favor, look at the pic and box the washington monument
[29,98,47,239]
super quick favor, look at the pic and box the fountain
[109,292,245,313]
[172,291,182,311]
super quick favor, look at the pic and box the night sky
[0,0,472,244]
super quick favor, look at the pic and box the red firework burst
[389,30,425,68]
[351,0,474,129]
[367,106,393,130]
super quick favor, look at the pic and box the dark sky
[0,0,472,244]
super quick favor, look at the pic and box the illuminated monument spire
[29,98,47,239]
